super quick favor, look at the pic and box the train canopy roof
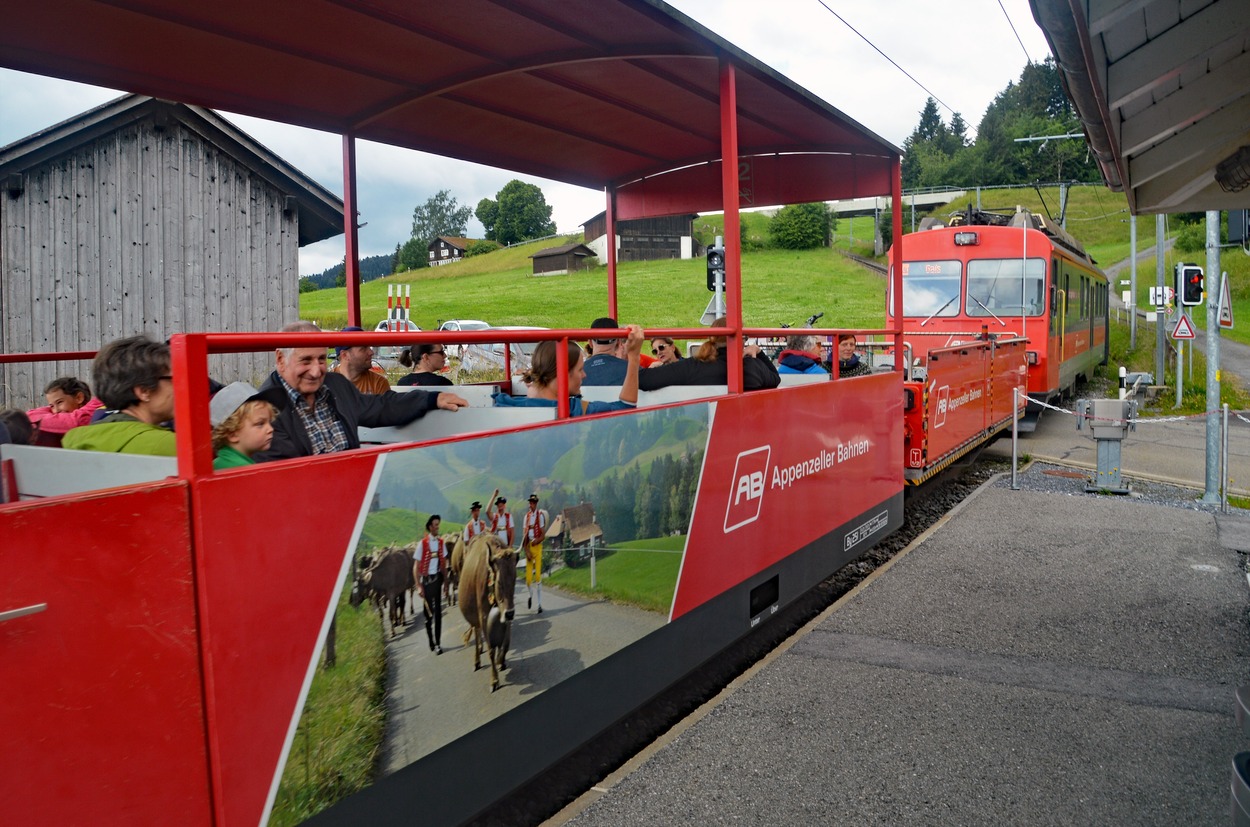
[1030,0,1250,214]
[0,0,900,215]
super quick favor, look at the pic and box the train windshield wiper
[966,293,1006,326]
[920,294,957,326]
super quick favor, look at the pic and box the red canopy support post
[342,133,362,327]
[605,186,619,320]
[170,333,212,479]
[890,156,905,371]
[556,337,570,419]
[719,58,743,394]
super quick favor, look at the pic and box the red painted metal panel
[673,374,903,617]
[0,483,211,825]
[615,153,895,219]
[191,453,381,827]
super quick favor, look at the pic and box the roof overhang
[1030,0,1250,214]
[0,0,901,217]
[0,94,344,245]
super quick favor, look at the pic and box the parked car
[458,326,547,378]
[373,319,421,364]
[437,319,491,358]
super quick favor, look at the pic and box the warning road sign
[1218,272,1234,329]
[1171,313,1196,340]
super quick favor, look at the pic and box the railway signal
[1176,263,1204,306]
[706,237,725,291]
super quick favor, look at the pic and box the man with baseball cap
[581,317,629,386]
[333,325,391,394]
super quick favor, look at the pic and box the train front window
[966,258,1046,317]
[898,260,962,317]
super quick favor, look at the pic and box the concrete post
[1155,214,1166,386]
[1202,210,1221,503]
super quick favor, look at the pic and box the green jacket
[213,446,255,470]
[62,413,177,456]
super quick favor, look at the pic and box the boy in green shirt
[210,382,287,470]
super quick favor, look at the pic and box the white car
[437,319,491,358]
[373,319,421,363]
[458,326,547,377]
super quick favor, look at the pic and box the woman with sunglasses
[649,336,682,366]
[397,343,454,387]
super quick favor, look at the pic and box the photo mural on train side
[269,403,711,823]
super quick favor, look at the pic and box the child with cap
[210,381,288,470]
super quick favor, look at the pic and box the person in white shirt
[415,515,449,654]
[522,493,548,613]
[490,495,514,548]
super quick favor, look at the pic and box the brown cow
[457,534,518,691]
[354,545,415,637]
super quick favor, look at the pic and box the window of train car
[965,258,1047,317]
[896,260,962,317]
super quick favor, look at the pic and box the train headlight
[1026,350,1039,365]
[953,231,979,246]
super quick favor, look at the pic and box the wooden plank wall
[0,119,301,409]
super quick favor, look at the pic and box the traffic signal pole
[1202,210,1221,504]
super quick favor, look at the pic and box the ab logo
[724,445,770,533]
[934,385,950,428]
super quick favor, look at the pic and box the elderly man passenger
[256,321,467,460]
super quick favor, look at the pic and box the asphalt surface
[553,470,1250,827]
[379,579,665,775]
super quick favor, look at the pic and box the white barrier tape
[1026,395,1250,427]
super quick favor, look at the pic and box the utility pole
[1202,210,1222,504]
[1129,214,1137,349]
[1155,214,1166,385]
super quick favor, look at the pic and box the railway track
[841,250,887,276]
[471,454,1012,827]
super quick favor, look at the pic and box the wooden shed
[0,94,343,407]
[548,502,605,566]
[582,211,696,262]
[529,243,597,276]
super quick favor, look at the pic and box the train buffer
[1076,397,1137,494]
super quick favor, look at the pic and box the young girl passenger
[209,382,288,470]
[26,376,104,446]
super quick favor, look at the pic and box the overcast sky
[0,0,1052,276]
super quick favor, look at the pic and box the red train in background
[894,207,1110,429]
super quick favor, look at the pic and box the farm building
[530,243,597,276]
[582,211,697,262]
[428,235,473,266]
[0,94,343,408]
[548,502,605,566]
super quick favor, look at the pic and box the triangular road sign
[1171,313,1196,339]
[1218,272,1234,329]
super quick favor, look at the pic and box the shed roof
[0,0,900,219]
[550,503,604,545]
[1030,0,1250,214]
[0,94,344,246]
[432,236,475,250]
[531,243,595,259]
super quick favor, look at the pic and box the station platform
[551,434,1250,825]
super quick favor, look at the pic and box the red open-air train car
[0,2,1027,824]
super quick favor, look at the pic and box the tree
[476,180,555,245]
[393,236,428,272]
[767,203,831,249]
[411,189,472,249]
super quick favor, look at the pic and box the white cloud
[0,0,1051,276]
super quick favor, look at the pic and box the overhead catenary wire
[814,0,957,116]
[996,0,1034,65]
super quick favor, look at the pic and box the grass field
[270,581,386,827]
[546,538,684,614]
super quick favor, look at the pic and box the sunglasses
[429,349,446,356]
[652,344,670,354]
